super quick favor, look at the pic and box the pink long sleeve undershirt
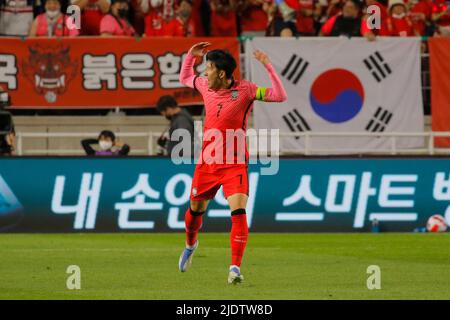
[179,52,198,89]
[179,52,287,102]
[263,63,288,102]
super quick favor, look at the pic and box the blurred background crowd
[0,0,449,39]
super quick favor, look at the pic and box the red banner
[429,37,450,147]
[0,37,240,109]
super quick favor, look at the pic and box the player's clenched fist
[188,42,211,57]
[253,49,271,66]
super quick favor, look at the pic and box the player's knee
[190,200,208,213]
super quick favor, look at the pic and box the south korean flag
[246,37,424,154]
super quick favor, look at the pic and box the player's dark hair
[156,95,178,113]
[206,50,237,79]
[99,130,116,142]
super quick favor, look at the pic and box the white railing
[277,131,450,155]
[13,131,450,156]
[15,132,160,156]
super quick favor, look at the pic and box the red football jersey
[193,76,257,167]
[180,52,287,168]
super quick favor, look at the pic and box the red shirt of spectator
[141,0,177,35]
[144,8,173,35]
[409,0,433,35]
[30,0,80,37]
[240,0,269,33]
[296,0,316,35]
[191,0,204,36]
[71,0,110,35]
[172,16,196,36]
[386,15,416,36]
[173,0,196,36]
[82,1,104,35]
[387,0,418,36]
[432,0,450,27]
[210,0,237,37]
[34,13,79,36]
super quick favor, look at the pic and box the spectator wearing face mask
[386,0,420,36]
[156,95,194,158]
[81,130,130,156]
[70,0,110,35]
[319,0,376,40]
[100,0,136,36]
[29,0,80,37]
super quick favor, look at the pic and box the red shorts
[190,164,249,201]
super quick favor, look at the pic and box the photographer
[156,95,194,158]
[0,87,15,156]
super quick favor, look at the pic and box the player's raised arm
[179,42,211,89]
[253,49,288,103]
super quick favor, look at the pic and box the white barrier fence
[14,131,450,156]
[15,132,154,156]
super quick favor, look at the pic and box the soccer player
[178,42,287,284]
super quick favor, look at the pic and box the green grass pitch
[0,233,449,300]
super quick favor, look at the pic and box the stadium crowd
[0,0,449,38]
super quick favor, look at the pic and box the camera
[0,89,14,155]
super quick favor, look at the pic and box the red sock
[185,208,203,247]
[230,210,249,267]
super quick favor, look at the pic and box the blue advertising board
[1,157,449,232]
